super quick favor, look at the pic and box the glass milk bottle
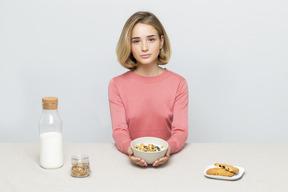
[39,97,64,169]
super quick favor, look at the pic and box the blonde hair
[116,11,171,70]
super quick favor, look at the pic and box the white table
[1,143,287,192]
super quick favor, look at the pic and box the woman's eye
[132,40,140,44]
[148,38,156,42]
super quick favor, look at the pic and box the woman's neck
[133,64,165,77]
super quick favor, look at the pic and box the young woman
[109,11,188,167]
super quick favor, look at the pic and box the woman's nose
[141,41,148,52]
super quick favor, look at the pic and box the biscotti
[206,168,234,177]
[214,163,239,173]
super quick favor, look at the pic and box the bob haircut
[116,11,171,70]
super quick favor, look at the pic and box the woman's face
[131,23,163,66]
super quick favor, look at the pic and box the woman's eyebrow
[132,35,157,39]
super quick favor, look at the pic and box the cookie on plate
[214,163,239,173]
[206,168,234,177]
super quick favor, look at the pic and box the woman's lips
[141,54,151,59]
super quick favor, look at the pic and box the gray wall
[1,0,287,142]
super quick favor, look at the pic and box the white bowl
[131,137,168,164]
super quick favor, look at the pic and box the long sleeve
[108,70,189,155]
[108,79,131,154]
[167,79,189,154]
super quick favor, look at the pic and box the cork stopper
[42,97,58,110]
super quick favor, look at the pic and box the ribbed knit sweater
[108,69,188,154]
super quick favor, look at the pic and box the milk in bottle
[39,97,64,169]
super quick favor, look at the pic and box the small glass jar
[71,155,91,178]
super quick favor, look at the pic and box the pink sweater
[108,69,188,154]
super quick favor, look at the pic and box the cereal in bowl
[134,143,164,152]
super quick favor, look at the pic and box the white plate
[204,165,245,181]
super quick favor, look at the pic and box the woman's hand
[152,147,170,167]
[128,147,148,167]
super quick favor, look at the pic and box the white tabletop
[1,143,287,192]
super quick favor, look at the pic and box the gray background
[1,0,287,143]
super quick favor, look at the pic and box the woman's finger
[153,157,167,167]
[128,147,133,156]
[129,154,147,166]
